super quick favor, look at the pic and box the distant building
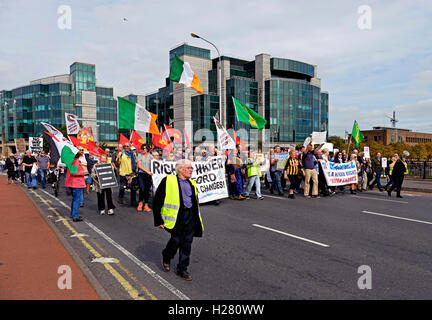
[0,62,117,154]
[359,127,432,146]
[138,43,329,148]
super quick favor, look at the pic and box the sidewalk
[0,175,100,300]
[402,178,432,193]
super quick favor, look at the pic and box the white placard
[312,131,327,144]
[364,146,370,159]
[151,156,228,203]
[321,142,334,152]
[382,157,387,168]
[320,160,359,186]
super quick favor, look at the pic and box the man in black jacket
[388,153,405,198]
[153,159,203,281]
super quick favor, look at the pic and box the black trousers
[288,175,301,191]
[388,175,404,196]
[162,208,195,272]
[138,172,152,204]
[97,188,116,211]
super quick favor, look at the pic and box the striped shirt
[284,157,300,176]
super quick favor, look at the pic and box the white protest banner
[321,142,334,152]
[276,152,289,170]
[320,160,359,186]
[303,137,311,148]
[364,146,370,159]
[29,137,43,155]
[151,156,228,203]
[382,157,387,168]
[333,148,339,155]
[14,138,26,153]
[312,131,327,144]
[214,117,236,150]
[65,113,80,135]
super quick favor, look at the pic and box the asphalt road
[22,181,432,300]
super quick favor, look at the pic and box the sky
[1,0,431,137]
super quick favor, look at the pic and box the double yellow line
[30,190,157,300]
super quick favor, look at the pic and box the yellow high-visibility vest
[246,158,261,178]
[161,175,204,231]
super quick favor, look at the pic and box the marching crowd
[1,141,409,221]
[0,141,409,281]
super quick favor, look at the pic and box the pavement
[401,178,432,194]
[0,175,100,300]
[1,171,432,300]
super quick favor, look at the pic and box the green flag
[232,97,267,131]
[351,120,364,146]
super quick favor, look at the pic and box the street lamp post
[191,32,223,125]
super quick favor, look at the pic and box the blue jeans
[70,188,84,219]
[370,171,382,189]
[270,170,283,194]
[245,175,262,198]
[25,172,37,188]
[38,168,48,187]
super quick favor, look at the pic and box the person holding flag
[64,148,86,222]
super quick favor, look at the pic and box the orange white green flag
[118,97,160,135]
[169,55,203,94]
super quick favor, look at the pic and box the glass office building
[1,62,117,153]
[128,43,330,148]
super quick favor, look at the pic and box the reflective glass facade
[191,94,219,141]
[1,62,118,144]
[265,79,321,143]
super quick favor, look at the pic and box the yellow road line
[90,239,158,300]
[30,190,145,300]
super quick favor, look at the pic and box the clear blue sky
[1,0,431,137]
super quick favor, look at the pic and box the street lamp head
[191,32,200,39]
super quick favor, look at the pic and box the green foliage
[327,136,432,160]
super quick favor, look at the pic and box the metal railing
[407,161,432,179]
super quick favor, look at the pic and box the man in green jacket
[369,152,384,191]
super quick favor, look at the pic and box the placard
[14,138,26,153]
[151,156,228,203]
[364,146,370,159]
[381,157,387,168]
[320,160,359,186]
[29,137,43,155]
[275,152,289,170]
[312,131,327,144]
[94,163,118,189]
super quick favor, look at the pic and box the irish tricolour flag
[118,97,160,135]
[169,55,203,94]
[41,122,80,174]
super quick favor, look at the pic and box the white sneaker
[107,209,114,215]
[100,210,105,215]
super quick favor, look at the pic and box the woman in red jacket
[65,149,86,222]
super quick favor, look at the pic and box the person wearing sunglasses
[152,159,203,281]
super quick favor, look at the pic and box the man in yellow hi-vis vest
[153,159,203,281]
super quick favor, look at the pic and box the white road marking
[92,257,119,264]
[352,195,408,204]
[35,188,190,300]
[362,211,432,226]
[252,224,330,248]
[71,233,88,237]
[86,221,190,300]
